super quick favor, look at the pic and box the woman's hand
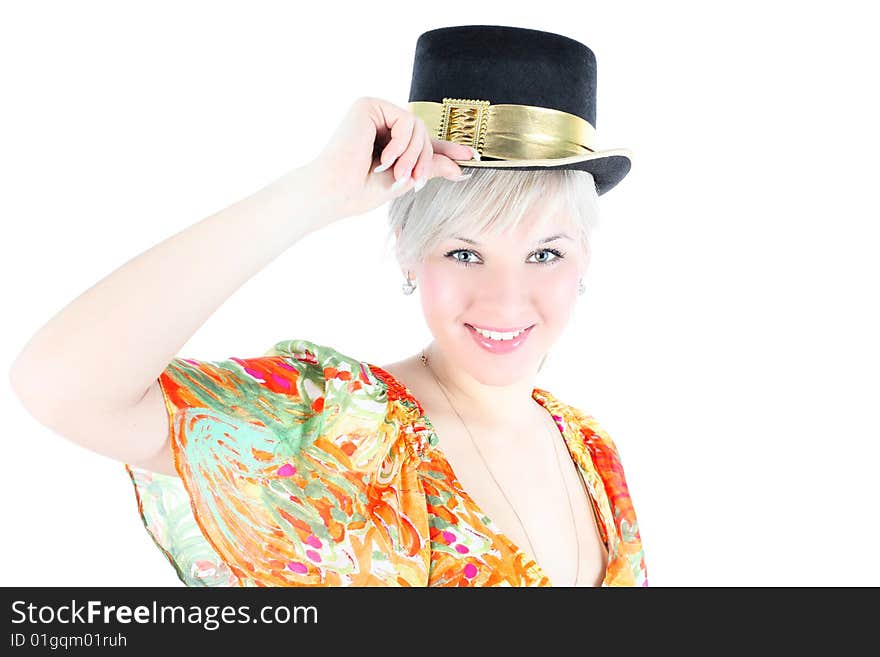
[303,96,477,222]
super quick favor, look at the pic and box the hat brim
[451,148,632,196]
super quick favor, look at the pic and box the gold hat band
[408,98,597,161]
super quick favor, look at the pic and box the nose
[473,266,534,308]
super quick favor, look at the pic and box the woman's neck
[385,345,545,436]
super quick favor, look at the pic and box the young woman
[10,25,647,587]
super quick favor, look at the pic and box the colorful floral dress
[125,339,647,587]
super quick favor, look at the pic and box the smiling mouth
[465,323,535,333]
[464,323,536,341]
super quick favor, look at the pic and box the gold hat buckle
[437,98,491,157]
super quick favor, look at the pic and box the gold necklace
[420,348,581,587]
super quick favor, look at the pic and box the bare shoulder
[376,357,439,408]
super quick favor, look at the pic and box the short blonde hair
[384,168,600,269]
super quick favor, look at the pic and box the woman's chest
[416,415,609,587]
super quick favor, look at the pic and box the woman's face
[408,206,589,386]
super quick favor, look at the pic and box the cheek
[417,267,467,327]
[535,270,580,331]
[417,265,579,331]
[545,269,580,307]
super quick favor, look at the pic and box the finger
[430,144,477,180]
[393,118,425,182]
[412,122,434,181]
[373,108,415,175]
[431,140,479,180]
[432,139,478,163]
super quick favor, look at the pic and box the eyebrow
[452,233,572,246]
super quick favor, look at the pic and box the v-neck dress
[125,339,648,587]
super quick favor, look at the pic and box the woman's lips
[465,323,535,354]
[464,323,535,333]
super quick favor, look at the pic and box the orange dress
[125,338,648,586]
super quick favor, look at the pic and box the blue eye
[444,249,479,267]
[443,248,566,267]
[530,248,566,265]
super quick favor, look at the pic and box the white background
[2,1,878,587]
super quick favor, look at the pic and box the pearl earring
[401,273,416,295]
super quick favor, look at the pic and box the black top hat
[406,25,632,195]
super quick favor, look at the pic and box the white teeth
[471,325,527,341]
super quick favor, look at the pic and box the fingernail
[390,174,410,192]
[413,176,427,192]
[448,172,473,182]
[373,161,391,173]
[470,146,481,161]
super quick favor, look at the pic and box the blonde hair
[383,167,600,269]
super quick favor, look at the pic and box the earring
[401,272,416,295]
[578,278,585,296]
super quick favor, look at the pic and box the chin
[461,342,542,384]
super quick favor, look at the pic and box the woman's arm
[9,163,338,465]
[9,96,470,470]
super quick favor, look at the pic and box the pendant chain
[419,349,581,586]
